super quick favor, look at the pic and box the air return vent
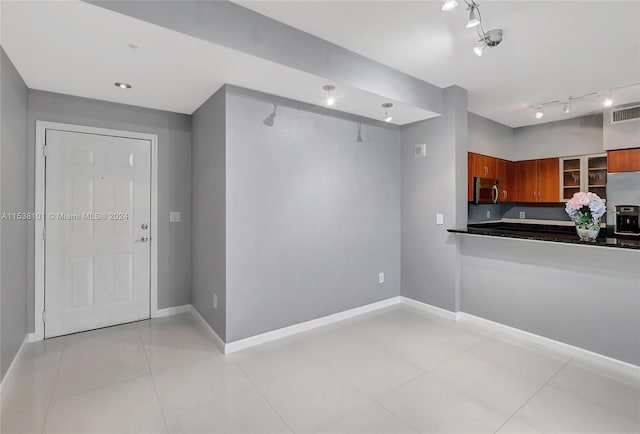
[611,105,640,124]
[414,144,426,158]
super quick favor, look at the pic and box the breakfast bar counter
[448,222,640,250]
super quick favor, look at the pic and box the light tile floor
[1,306,639,434]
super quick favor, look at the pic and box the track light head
[263,105,277,127]
[442,0,458,11]
[563,102,571,114]
[465,6,480,28]
[604,96,614,107]
[473,44,486,57]
[535,107,544,119]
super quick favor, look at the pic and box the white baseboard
[224,297,403,354]
[458,312,640,379]
[400,296,457,320]
[153,304,192,318]
[0,334,31,393]
[189,305,226,354]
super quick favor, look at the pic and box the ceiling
[235,0,640,128]
[0,0,437,125]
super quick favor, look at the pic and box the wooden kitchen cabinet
[496,159,517,202]
[468,153,497,201]
[516,158,559,202]
[608,148,640,172]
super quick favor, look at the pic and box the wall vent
[414,144,426,158]
[611,105,640,124]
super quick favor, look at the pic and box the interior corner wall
[468,112,515,161]
[1,47,29,381]
[224,86,402,342]
[191,86,227,340]
[401,86,468,312]
[26,90,193,331]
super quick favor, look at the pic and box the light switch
[169,211,181,223]
[436,213,444,225]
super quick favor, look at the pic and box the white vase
[575,218,600,241]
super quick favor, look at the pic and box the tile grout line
[492,357,574,434]
[139,332,171,434]
[232,358,297,434]
[38,337,68,434]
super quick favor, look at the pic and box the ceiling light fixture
[535,106,544,119]
[323,85,336,106]
[441,0,459,11]
[563,101,571,114]
[603,92,614,107]
[473,43,486,57]
[442,0,503,56]
[263,105,278,127]
[465,5,481,28]
[382,103,394,123]
[356,122,363,143]
[114,82,132,89]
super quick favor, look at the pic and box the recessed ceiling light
[115,82,132,89]
[323,85,336,106]
[382,103,394,123]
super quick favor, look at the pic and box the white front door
[44,129,151,338]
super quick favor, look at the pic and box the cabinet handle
[484,166,488,176]
[503,190,507,199]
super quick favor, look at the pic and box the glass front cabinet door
[560,153,607,201]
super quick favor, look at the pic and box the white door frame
[34,121,159,341]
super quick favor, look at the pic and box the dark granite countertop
[448,222,640,250]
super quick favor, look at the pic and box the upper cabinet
[608,148,640,172]
[496,159,517,202]
[516,158,560,203]
[468,152,498,201]
[560,154,607,201]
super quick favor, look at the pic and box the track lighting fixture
[323,85,336,106]
[473,43,486,57]
[604,92,613,107]
[356,122,363,143]
[441,0,458,11]
[535,107,544,119]
[382,103,393,123]
[465,4,480,28]
[263,105,277,127]
[441,0,503,56]
[563,101,571,114]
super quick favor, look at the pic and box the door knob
[136,236,149,243]
[141,223,148,230]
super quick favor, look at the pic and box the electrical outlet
[519,211,526,219]
[486,210,491,218]
[378,272,385,284]
[213,293,218,309]
[436,213,444,225]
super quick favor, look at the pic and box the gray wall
[401,86,468,312]
[468,112,515,161]
[91,0,443,116]
[0,47,29,380]
[224,87,402,342]
[460,235,640,365]
[513,114,604,160]
[191,87,227,340]
[27,90,192,331]
[603,104,640,151]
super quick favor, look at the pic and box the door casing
[34,121,159,341]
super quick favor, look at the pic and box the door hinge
[43,145,48,158]
[42,310,47,323]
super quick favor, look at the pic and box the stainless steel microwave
[474,177,499,205]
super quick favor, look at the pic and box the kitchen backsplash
[468,202,571,224]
